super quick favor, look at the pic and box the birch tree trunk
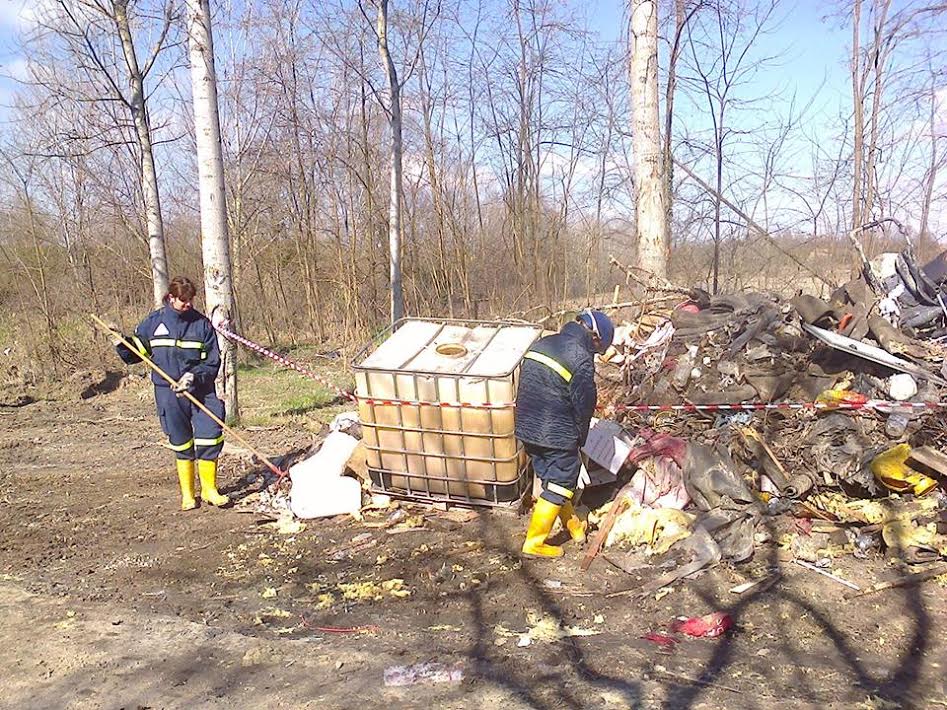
[377,0,405,325]
[662,0,686,252]
[114,0,169,307]
[629,0,668,280]
[850,0,865,232]
[186,0,239,422]
[918,74,940,260]
[861,0,893,232]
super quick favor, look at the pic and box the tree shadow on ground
[460,511,644,709]
[660,514,934,710]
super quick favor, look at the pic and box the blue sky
[0,0,854,125]
[3,0,940,242]
[4,0,937,235]
[583,0,853,129]
[0,0,30,112]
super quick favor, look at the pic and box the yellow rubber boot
[559,501,587,543]
[198,459,230,507]
[521,498,564,558]
[176,459,197,511]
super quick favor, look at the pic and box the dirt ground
[1,377,946,710]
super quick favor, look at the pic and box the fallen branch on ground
[845,563,947,600]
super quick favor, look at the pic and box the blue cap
[578,309,614,354]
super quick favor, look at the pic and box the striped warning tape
[354,399,946,413]
[611,400,945,413]
[216,325,946,415]
[214,324,358,404]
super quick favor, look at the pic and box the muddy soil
[0,383,945,709]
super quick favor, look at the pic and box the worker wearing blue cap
[515,309,614,558]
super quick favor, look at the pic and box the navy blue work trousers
[524,442,581,505]
[154,385,225,461]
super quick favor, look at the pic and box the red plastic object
[792,518,814,535]
[669,612,734,638]
[626,428,688,468]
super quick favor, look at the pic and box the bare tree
[358,0,440,325]
[25,1,178,306]
[113,0,173,306]
[375,0,407,325]
[630,0,668,280]
[0,149,59,366]
[847,0,946,246]
[186,0,239,421]
[917,67,946,259]
[662,0,703,250]
[680,0,779,292]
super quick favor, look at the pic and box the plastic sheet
[870,444,937,496]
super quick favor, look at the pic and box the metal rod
[365,444,519,471]
[360,421,512,439]
[793,559,861,591]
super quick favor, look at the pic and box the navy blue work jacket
[514,320,597,450]
[116,304,221,391]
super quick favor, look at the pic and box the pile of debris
[232,247,947,597]
[579,248,947,589]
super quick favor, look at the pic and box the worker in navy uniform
[110,276,229,511]
[515,309,614,557]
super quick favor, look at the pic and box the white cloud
[0,1,38,31]
[1,55,27,80]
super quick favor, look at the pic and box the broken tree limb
[605,527,722,598]
[651,668,744,695]
[729,573,781,595]
[673,158,835,289]
[846,217,910,294]
[581,490,634,571]
[637,527,721,596]
[607,255,690,295]
[738,427,790,491]
[845,563,947,600]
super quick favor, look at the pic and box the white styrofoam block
[291,474,362,519]
[289,431,360,483]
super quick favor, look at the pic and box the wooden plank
[580,484,636,571]
[907,446,947,479]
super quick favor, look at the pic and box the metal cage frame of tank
[353,317,540,506]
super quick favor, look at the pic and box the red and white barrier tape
[354,398,945,413]
[611,400,945,414]
[216,325,946,415]
[215,324,358,404]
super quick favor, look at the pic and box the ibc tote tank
[354,319,542,505]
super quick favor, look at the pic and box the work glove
[171,372,195,395]
[104,320,123,346]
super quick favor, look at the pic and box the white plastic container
[354,319,541,505]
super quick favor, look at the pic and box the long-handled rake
[90,313,288,486]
